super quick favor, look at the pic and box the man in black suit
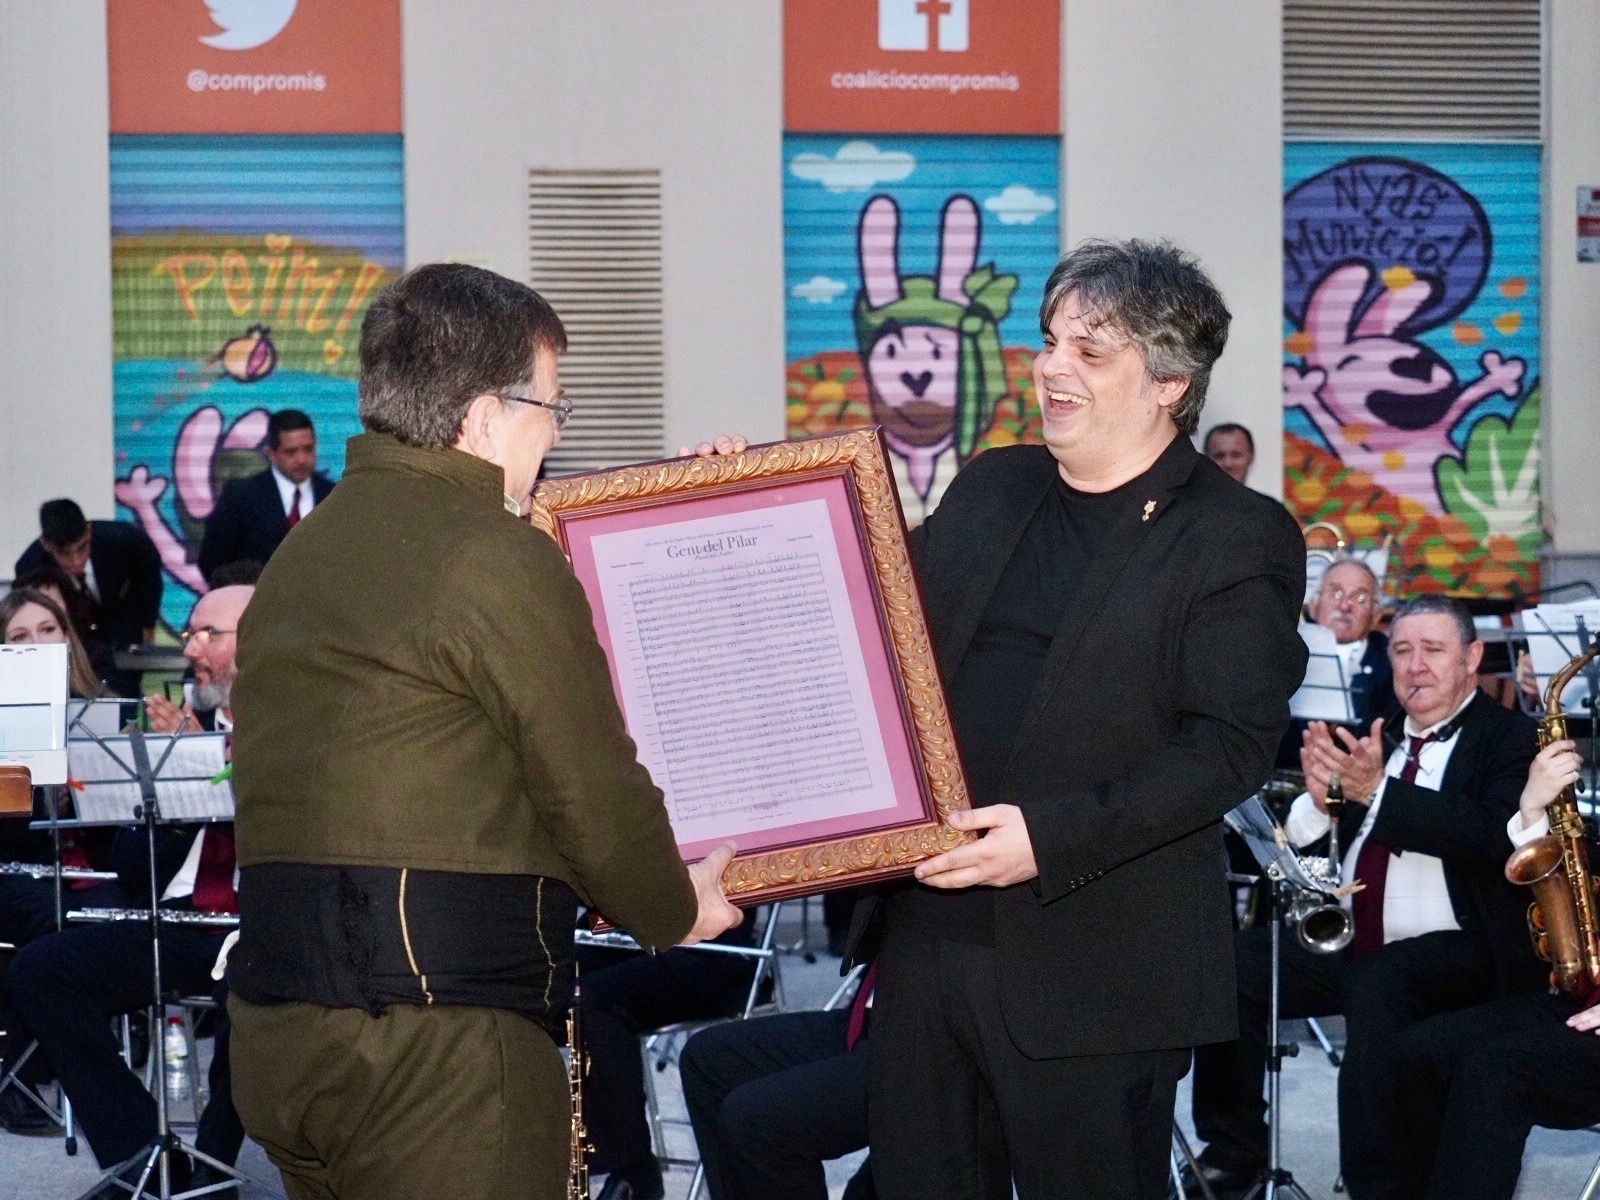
[197,409,334,580]
[1187,595,1545,1199]
[1310,557,1392,723]
[13,499,162,697]
[1368,734,1596,1200]
[849,240,1308,1199]
[1273,557,1393,770]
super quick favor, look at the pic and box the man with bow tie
[1187,594,1545,1200]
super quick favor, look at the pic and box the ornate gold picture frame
[532,429,974,905]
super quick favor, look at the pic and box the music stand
[1289,624,1357,725]
[1224,798,1339,1200]
[56,727,247,1200]
[1520,606,1600,813]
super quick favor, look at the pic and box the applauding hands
[1300,718,1386,812]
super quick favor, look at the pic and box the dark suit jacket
[1351,629,1393,723]
[1329,690,1545,997]
[198,468,334,580]
[14,519,162,651]
[851,435,1308,1059]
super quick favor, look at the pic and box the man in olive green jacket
[227,263,741,1200]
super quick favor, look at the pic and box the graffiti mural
[784,135,1059,519]
[111,134,403,629]
[1282,145,1541,598]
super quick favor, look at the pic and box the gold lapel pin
[1142,500,1157,522]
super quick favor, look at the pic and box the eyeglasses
[179,627,237,647]
[1324,587,1373,607]
[499,392,573,429]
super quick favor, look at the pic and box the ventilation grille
[529,169,664,474]
[1284,0,1542,141]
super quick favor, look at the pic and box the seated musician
[0,588,126,1136]
[3,585,251,1193]
[1187,595,1546,1200]
[1309,559,1391,721]
[1274,558,1391,771]
[680,970,875,1200]
[1371,736,1600,1200]
[579,910,764,1200]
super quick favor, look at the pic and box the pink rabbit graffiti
[853,194,1015,505]
[857,195,974,500]
[115,405,270,595]
[1284,262,1524,512]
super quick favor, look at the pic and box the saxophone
[1505,640,1600,1000]
[567,976,591,1200]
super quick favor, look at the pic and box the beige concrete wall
[1065,0,1287,496]
[402,0,786,453]
[0,0,114,565]
[1543,0,1600,558]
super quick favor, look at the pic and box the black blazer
[851,436,1308,1058]
[1342,690,1545,996]
[198,468,334,581]
[14,519,162,651]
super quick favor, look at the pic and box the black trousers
[1190,926,1500,1199]
[868,924,1190,1200]
[576,941,755,1182]
[1388,991,1600,1200]
[7,920,225,1167]
[680,1009,874,1200]
[0,876,128,1086]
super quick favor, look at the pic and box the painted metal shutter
[528,169,664,474]
[1284,0,1543,141]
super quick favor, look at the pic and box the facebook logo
[879,0,970,53]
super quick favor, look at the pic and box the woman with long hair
[1,587,108,699]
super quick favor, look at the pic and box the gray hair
[1039,239,1230,436]
[1318,556,1378,598]
[359,263,567,450]
[1391,594,1477,645]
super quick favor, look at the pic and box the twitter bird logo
[200,0,298,51]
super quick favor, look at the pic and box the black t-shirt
[889,468,1151,944]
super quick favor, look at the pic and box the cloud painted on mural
[792,275,850,304]
[789,140,917,193]
[784,134,1059,520]
[111,133,403,629]
[1282,144,1541,599]
[983,184,1056,226]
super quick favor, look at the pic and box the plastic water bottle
[163,1016,190,1104]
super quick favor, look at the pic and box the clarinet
[567,974,591,1199]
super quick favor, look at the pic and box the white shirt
[1338,635,1371,686]
[161,711,233,904]
[79,557,100,604]
[270,465,316,522]
[1285,692,1477,944]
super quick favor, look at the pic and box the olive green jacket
[232,432,696,951]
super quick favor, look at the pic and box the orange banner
[108,0,400,134]
[785,0,1060,135]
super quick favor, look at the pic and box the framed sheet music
[532,429,974,904]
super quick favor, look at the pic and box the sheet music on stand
[1224,795,1338,895]
[1288,623,1356,724]
[65,733,232,825]
[0,642,70,786]
[1520,600,1600,712]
